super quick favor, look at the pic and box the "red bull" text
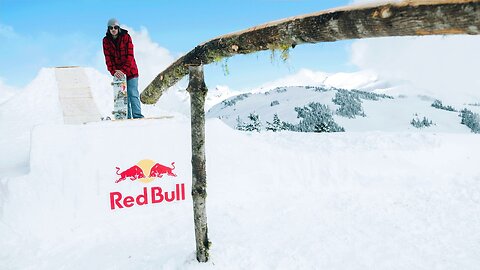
[110,184,186,210]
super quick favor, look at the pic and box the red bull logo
[115,159,177,183]
[115,165,145,183]
[110,159,185,210]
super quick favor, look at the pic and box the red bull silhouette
[149,162,177,178]
[115,165,146,183]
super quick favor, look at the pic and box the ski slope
[1,67,479,269]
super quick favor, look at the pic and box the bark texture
[141,0,480,104]
[186,66,210,263]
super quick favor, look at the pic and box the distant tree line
[431,99,456,112]
[351,89,394,100]
[410,114,434,128]
[222,93,251,108]
[332,89,365,118]
[332,88,394,118]
[236,102,344,133]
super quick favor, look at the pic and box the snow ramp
[55,66,102,124]
[0,67,107,175]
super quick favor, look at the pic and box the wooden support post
[186,65,210,262]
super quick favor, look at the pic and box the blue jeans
[126,77,144,119]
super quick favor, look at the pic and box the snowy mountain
[1,67,480,269]
[250,68,392,93]
[208,85,479,133]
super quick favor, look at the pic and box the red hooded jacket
[103,28,138,80]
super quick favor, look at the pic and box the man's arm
[102,38,116,76]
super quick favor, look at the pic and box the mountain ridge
[207,85,479,133]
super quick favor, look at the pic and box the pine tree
[410,114,434,128]
[314,122,330,132]
[236,116,246,131]
[244,113,262,132]
[294,102,344,132]
[332,89,365,118]
[281,121,296,131]
[460,108,480,133]
[270,100,280,106]
[266,113,283,132]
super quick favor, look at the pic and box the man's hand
[114,70,125,79]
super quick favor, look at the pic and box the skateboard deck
[112,76,128,120]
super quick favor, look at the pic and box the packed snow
[1,67,479,269]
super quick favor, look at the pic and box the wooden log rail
[141,0,480,104]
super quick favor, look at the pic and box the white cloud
[0,24,19,39]
[0,77,19,104]
[350,35,480,103]
[346,0,480,104]
[0,24,21,102]
[121,26,175,90]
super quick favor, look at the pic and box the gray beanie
[107,18,119,27]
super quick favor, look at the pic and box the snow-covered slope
[207,85,476,133]
[0,68,63,175]
[1,119,480,269]
[1,67,480,269]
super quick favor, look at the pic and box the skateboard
[112,76,128,120]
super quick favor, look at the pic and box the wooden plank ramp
[55,66,102,124]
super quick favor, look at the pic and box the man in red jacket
[103,18,144,119]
